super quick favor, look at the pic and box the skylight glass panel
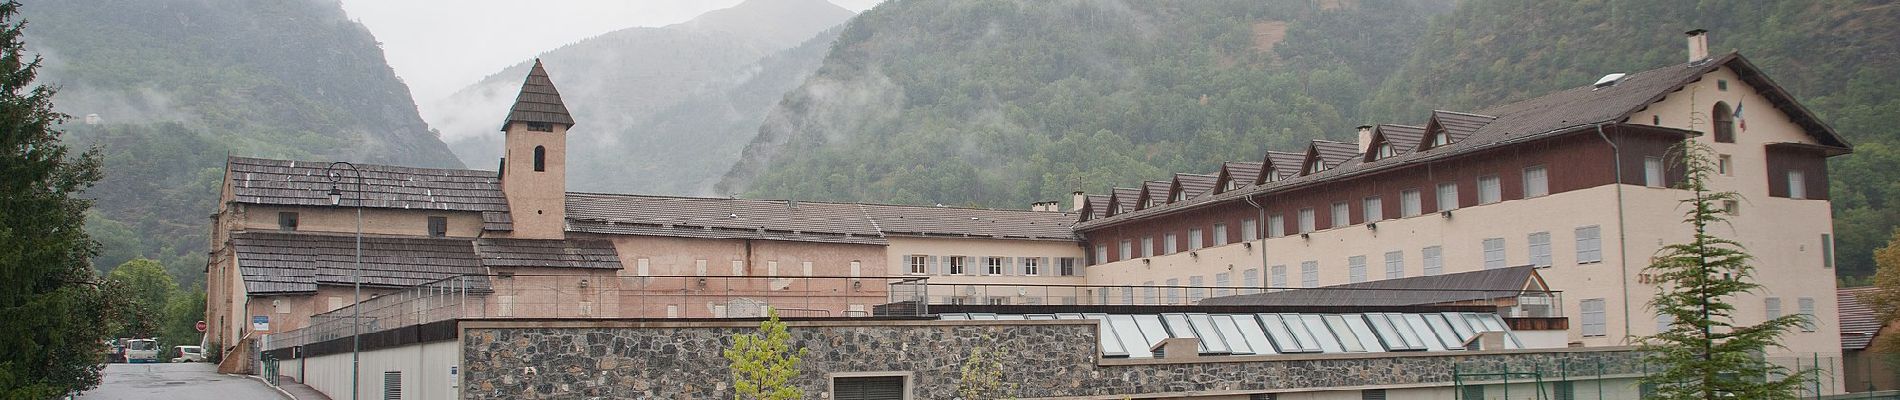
[1025,314,1056,320]
[1385,313,1428,349]
[1209,315,1253,355]
[1366,313,1424,351]
[1085,313,1128,357]
[1324,315,1365,352]
[941,314,969,321]
[1223,314,1276,355]
[1298,314,1344,353]
[1281,314,1324,353]
[970,313,998,320]
[1187,313,1233,354]
[1135,314,1172,352]
[1423,313,1465,350]
[1342,315,1385,352]
[1402,314,1447,351]
[1255,314,1317,353]
[1442,312,1476,341]
[1106,314,1151,358]
[996,314,1026,320]
[1055,313,1085,320]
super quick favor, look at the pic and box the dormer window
[1225,180,1242,191]
[1147,199,1160,208]
[1172,191,1186,202]
[526,121,554,132]
[1431,132,1451,147]
[1263,168,1279,182]
[1307,161,1326,174]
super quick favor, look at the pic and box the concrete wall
[458,319,1645,399]
[283,340,461,400]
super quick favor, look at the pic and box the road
[78,363,286,400]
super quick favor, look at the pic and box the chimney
[1355,125,1375,154]
[1071,191,1086,212]
[1685,29,1710,62]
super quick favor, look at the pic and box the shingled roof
[1078,52,1849,230]
[231,232,490,295]
[565,193,1079,244]
[476,238,621,269]
[1220,162,1263,191]
[225,156,509,213]
[501,59,576,130]
[1173,173,1217,199]
[1840,287,1884,350]
[1199,266,1548,307]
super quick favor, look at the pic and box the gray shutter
[834,376,905,400]
[1039,257,1051,276]
[383,371,402,400]
[1008,257,1020,276]
[926,256,939,275]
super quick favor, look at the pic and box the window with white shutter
[1348,256,1367,283]
[1300,261,1318,288]
[1094,246,1107,265]
[1241,219,1258,241]
[1363,196,1383,222]
[1789,170,1807,199]
[1482,238,1506,269]
[1422,246,1443,276]
[1400,189,1422,217]
[1242,268,1260,293]
[1524,165,1549,198]
[1798,297,1816,332]
[1269,214,1286,237]
[1189,228,1204,249]
[1142,236,1155,257]
[1188,276,1206,301]
[1384,251,1404,279]
[1528,232,1552,267]
[1119,240,1132,260]
[1164,233,1178,254]
[1576,225,1603,263]
[1298,208,1316,233]
[1213,224,1229,246]
[1478,174,1501,204]
[1331,202,1350,228]
[1581,299,1606,337]
[1766,297,1782,320]
[1165,278,1181,304]
[1644,156,1665,187]
[1437,182,1459,211]
[1270,265,1287,290]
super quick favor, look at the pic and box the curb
[232,373,297,400]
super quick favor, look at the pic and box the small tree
[956,334,1016,400]
[107,258,176,338]
[724,308,805,400]
[1858,229,1900,351]
[1640,142,1811,399]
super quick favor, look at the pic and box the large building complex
[208,32,1856,398]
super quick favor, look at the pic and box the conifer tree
[0,0,120,396]
[1640,142,1812,399]
[724,308,806,400]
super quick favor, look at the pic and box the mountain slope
[718,0,1452,206]
[428,0,852,195]
[23,0,463,283]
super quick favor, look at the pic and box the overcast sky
[338,0,882,104]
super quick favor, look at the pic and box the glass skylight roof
[938,312,1524,358]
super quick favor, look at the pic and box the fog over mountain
[426,0,853,195]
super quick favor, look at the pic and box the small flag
[1734,103,1746,132]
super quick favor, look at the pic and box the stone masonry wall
[459,320,1644,399]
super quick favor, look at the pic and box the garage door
[834,375,905,400]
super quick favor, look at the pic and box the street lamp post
[325,162,363,400]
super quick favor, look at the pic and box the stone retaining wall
[459,320,1643,399]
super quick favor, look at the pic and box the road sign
[195,320,207,332]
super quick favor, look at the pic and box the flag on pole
[1734,103,1746,132]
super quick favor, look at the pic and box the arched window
[533,146,546,172]
[1712,102,1735,143]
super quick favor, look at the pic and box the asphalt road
[78,363,286,400]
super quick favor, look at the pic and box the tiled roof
[230,232,490,295]
[1221,162,1263,189]
[1200,266,1543,307]
[1174,173,1217,199]
[1079,53,1848,230]
[564,193,1079,244]
[476,238,621,269]
[1140,181,1170,208]
[501,59,576,130]
[225,156,509,213]
[1840,287,1884,350]
[1110,187,1141,213]
[1375,124,1426,157]
[1263,151,1304,182]
[1310,140,1360,170]
[1081,194,1111,220]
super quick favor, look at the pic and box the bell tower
[498,59,573,239]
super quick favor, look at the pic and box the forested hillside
[24,0,464,284]
[429,0,852,195]
[1356,0,1900,278]
[719,0,1452,205]
[723,0,1900,279]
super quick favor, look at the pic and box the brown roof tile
[225,156,509,214]
[230,232,489,295]
[476,238,621,269]
[1841,287,1883,350]
[501,59,576,130]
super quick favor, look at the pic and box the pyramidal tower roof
[501,59,575,130]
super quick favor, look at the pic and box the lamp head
[328,185,342,206]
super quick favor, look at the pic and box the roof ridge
[566,191,1068,215]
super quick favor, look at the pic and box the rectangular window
[1400,189,1422,217]
[1482,238,1507,269]
[1363,196,1383,222]
[1523,166,1549,198]
[908,255,926,274]
[1213,224,1228,246]
[1528,232,1552,267]
[1164,233,1178,254]
[1188,228,1204,249]
[1298,208,1316,233]
[1142,236,1156,257]
[1384,251,1404,279]
[1119,240,1132,261]
[1022,257,1039,276]
[1581,298,1607,337]
[1657,313,1675,334]
[1095,245,1108,265]
[1423,246,1443,276]
[1788,170,1807,199]
[278,212,299,231]
[987,257,1005,275]
[427,216,448,238]
[1823,234,1835,269]
[1723,199,1740,216]
[1243,268,1260,292]
[1437,182,1459,211]
[1576,225,1603,263]
[833,375,905,400]
[1300,261,1319,288]
[1270,265,1288,289]
[1331,202,1350,228]
[1798,297,1816,332]
[1477,174,1501,204]
[1060,257,1078,276]
[1142,283,1156,305]
[1269,214,1286,237]
[1214,272,1231,297]
[1644,156,1664,187]
[1165,278,1181,304]
[1188,276,1206,301]
[949,256,966,275]
[1765,297,1782,320]
[1348,255,1368,283]
[1718,154,1733,176]
[1241,219,1258,241]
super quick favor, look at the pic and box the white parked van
[123,339,159,363]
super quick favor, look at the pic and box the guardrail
[921,282,1563,317]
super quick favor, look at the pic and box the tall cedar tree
[1857,230,1900,351]
[723,308,805,400]
[1639,142,1812,399]
[0,1,118,397]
